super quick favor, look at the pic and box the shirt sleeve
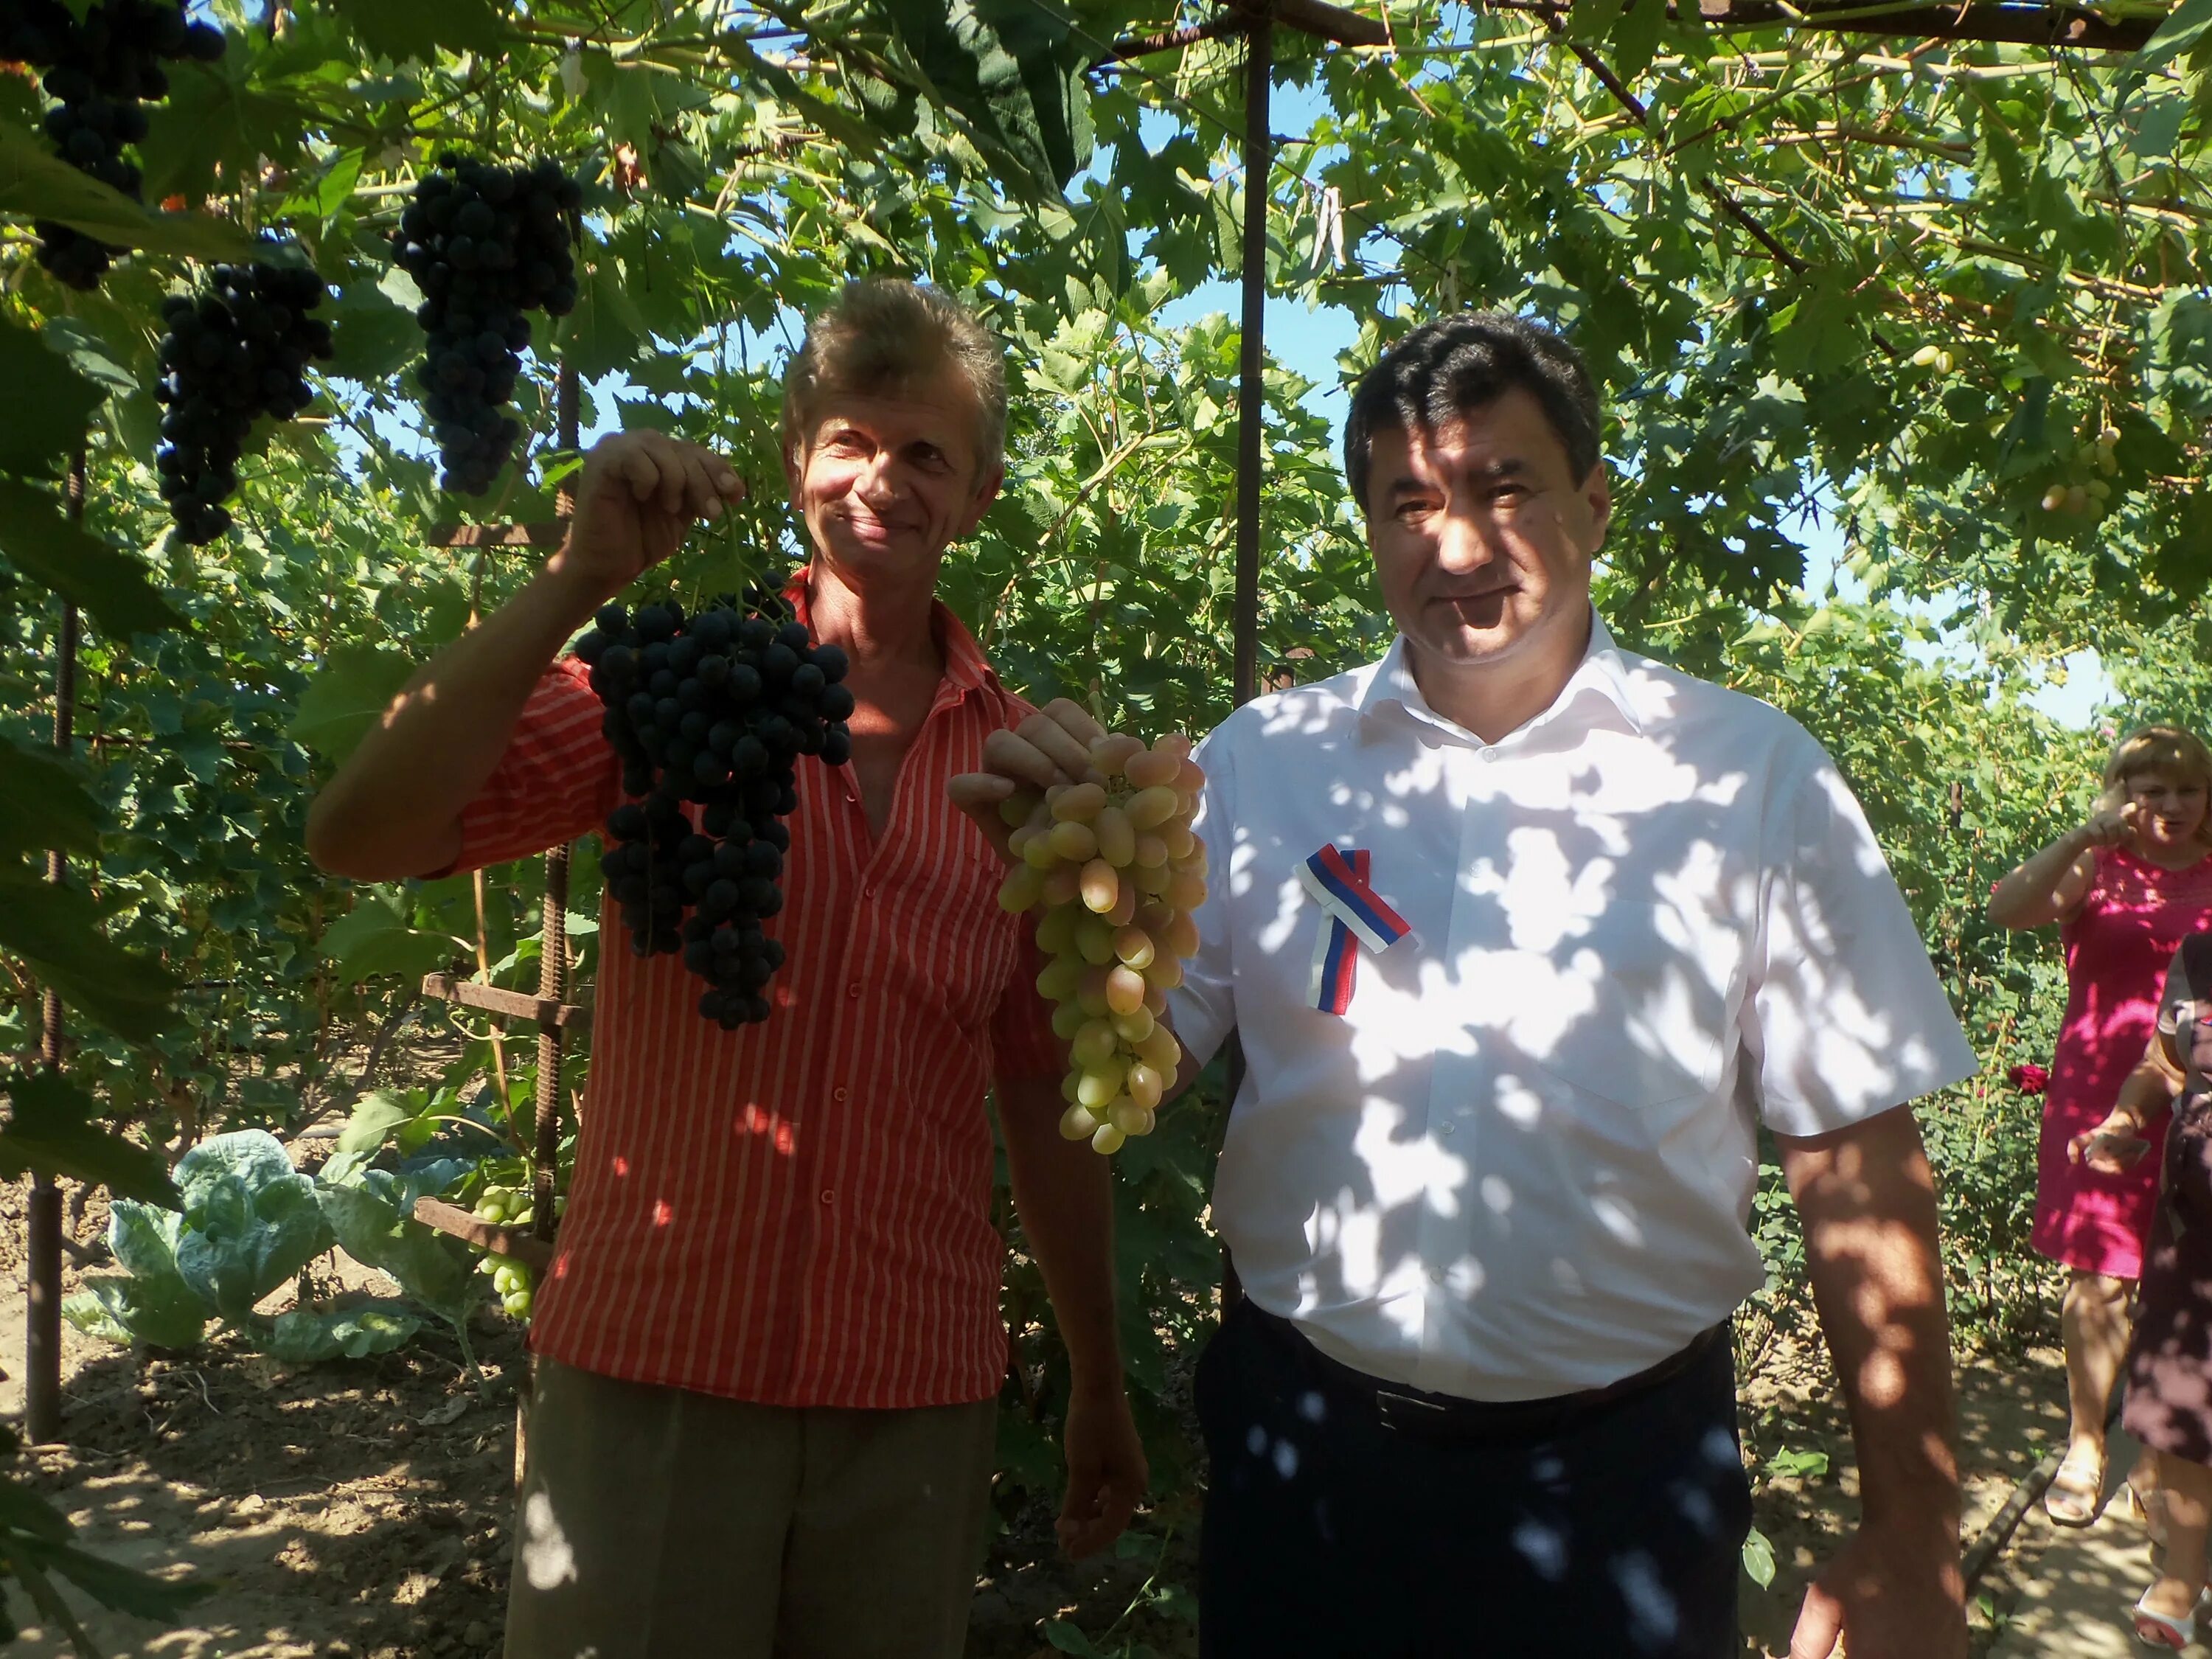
[1165,727,1237,1068]
[990,925,1064,1085]
[2159,943,2194,1038]
[442,656,622,877]
[1744,746,1980,1137]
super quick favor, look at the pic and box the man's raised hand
[950,698,1108,860]
[554,431,746,605]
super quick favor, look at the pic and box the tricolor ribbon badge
[1296,845,1415,1015]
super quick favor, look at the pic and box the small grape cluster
[153,261,333,543]
[394,156,582,495]
[575,593,857,1029]
[1,0,224,289]
[996,735,1208,1155]
[471,1183,543,1318]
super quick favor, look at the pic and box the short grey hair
[780,279,1007,475]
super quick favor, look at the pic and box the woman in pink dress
[1990,725,2212,1525]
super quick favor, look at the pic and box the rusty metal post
[533,360,582,1240]
[1231,16,1272,711]
[27,455,86,1444]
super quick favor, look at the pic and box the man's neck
[1406,609,1593,745]
[805,557,944,677]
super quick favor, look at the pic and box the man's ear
[957,464,1006,538]
[782,439,806,513]
[1580,462,1612,551]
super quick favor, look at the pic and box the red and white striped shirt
[447,586,1060,1408]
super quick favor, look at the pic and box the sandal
[2132,1588,2205,1649]
[2047,1443,2109,1527]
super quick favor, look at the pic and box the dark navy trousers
[1196,1298,1751,1658]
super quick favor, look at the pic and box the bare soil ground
[0,1175,2073,1658]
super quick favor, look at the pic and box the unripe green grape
[1049,819,1099,863]
[2065,484,2088,515]
[1113,925,1156,970]
[1093,807,1136,868]
[1037,954,1085,1003]
[1124,1060,1164,1110]
[1163,911,1200,959]
[1052,782,1107,822]
[1091,733,1144,776]
[1136,1024,1180,1073]
[1000,788,1044,829]
[1051,1001,1088,1040]
[1108,1098,1155,1138]
[1091,1122,1127,1155]
[1071,1018,1120,1069]
[1061,1071,1081,1103]
[1076,914,1118,966]
[1077,1062,1124,1108]
[1143,955,1184,992]
[504,1287,534,1318]
[1041,865,1084,908]
[999,863,1046,913]
[1081,859,1120,914]
[1060,1102,1099,1141]
[1127,785,1180,830]
[1166,870,1207,911]
[1035,902,1082,956]
[2040,485,2066,512]
[1911,344,1941,367]
[1131,860,1172,895]
[1112,1004,1156,1044]
[1077,968,1112,1018]
[1161,822,1196,860]
[1133,835,1169,869]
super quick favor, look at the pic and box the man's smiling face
[1363,385,1611,675]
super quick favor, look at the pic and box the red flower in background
[2009,1062,2051,1095]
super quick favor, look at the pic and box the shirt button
[846,981,863,999]
[861,883,877,900]
[832,1086,849,1103]
[1430,1268,1446,1284]
[1439,1122,1455,1136]
[820,1189,835,1206]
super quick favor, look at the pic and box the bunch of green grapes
[473,1182,540,1318]
[996,732,1207,1155]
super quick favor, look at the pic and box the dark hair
[1342,311,1602,514]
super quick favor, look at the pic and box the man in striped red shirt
[305,281,1144,1659]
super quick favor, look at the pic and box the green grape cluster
[2039,424,2122,521]
[472,1183,540,1318]
[995,732,1208,1155]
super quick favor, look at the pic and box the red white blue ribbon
[1297,846,1414,1015]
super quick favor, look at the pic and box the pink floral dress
[2033,846,2212,1279]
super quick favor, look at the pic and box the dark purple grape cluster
[153,261,333,543]
[576,593,857,1029]
[393,156,582,495]
[1,1,224,289]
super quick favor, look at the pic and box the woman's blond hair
[780,279,1006,476]
[2098,724,2212,818]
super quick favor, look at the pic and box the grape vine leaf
[879,0,1096,197]
[317,894,464,984]
[0,734,101,859]
[0,1071,177,1206]
[2138,0,2212,69]
[0,870,180,1042]
[285,641,417,762]
[326,0,508,63]
[0,321,100,477]
[0,119,257,260]
[0,481,183,638]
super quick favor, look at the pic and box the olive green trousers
[502,1357,998,1659]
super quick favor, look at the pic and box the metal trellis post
[27,454,86,1444]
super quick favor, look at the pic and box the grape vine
[577,592,856,1028]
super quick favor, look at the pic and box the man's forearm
[1778,1107,1961,1534]
[305,554,608,880]
[999,1075,1123,1392]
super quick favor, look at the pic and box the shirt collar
[787,564,998,700]
[1355,607,1646,744]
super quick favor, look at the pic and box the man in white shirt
[955,312,1975,1659]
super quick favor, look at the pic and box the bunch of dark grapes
[392,156,583,495]
[0,1,225,289]
[153,261,333,543]
[575,593,857,1029]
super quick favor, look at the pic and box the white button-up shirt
[1169,613,1977,1401]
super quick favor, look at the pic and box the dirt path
[0,1184,2081,1658]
